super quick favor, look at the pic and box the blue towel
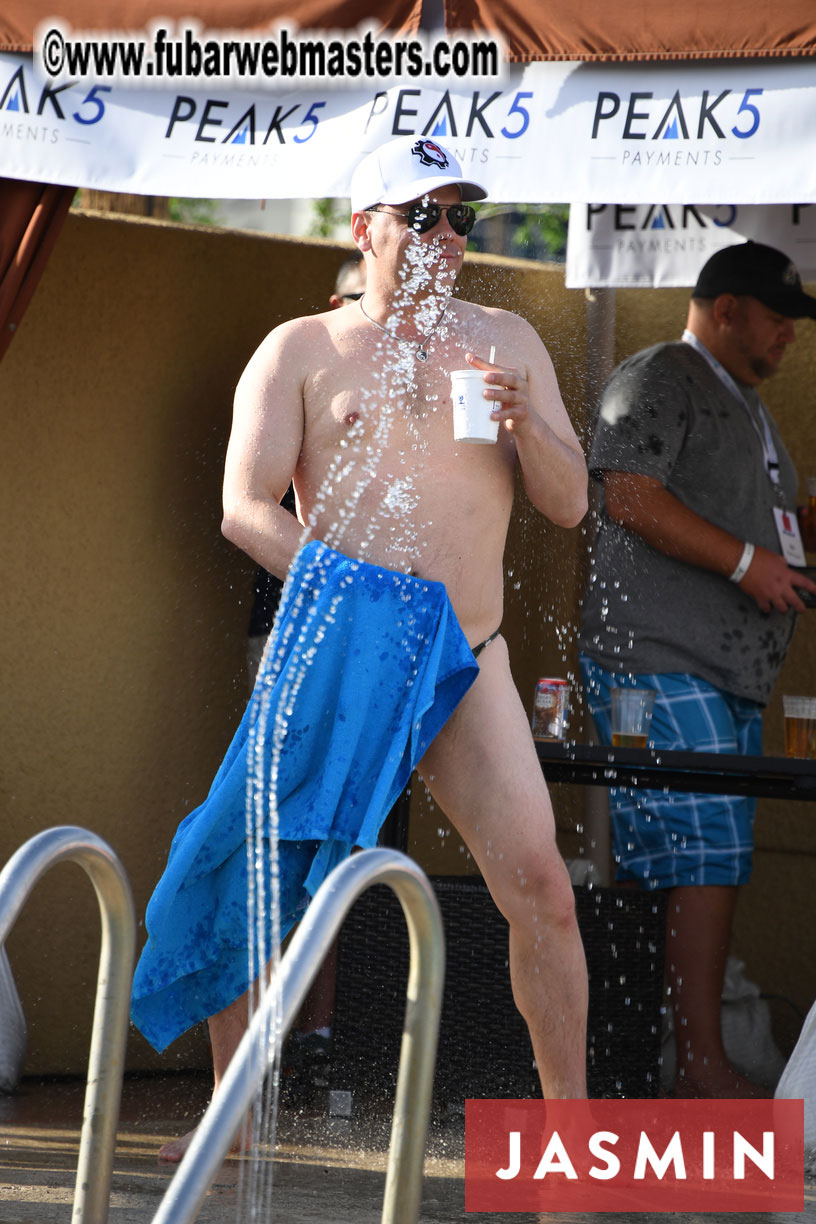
[130,541,478,1052]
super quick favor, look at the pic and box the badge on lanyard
[774,506,807,565]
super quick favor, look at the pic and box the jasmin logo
[465,1099,804,1213]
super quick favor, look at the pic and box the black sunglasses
[369,202,476,236]
[341,292,364,301]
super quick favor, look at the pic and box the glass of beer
[783,696,816,759]
[610,687,656,748]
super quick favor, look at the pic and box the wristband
[729,541,755,584]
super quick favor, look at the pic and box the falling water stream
[223,223,644,1216]
[233,230,463,1218]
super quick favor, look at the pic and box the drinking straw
[489,345,498,414]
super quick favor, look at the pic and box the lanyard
[681,329,785,507]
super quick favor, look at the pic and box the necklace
[358,296,447,362]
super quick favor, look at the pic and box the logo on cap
[412,139,449,170]
[782,262,800,288]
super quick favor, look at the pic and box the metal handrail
[153,847,445,1224]
[0,827,136,1224]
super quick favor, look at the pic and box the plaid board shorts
[579,655,764,889]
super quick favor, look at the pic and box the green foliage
[308,198,351,238]
[514,204,569,261]
[168,198,221,226]
[469,203,569,262]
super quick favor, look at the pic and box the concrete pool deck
[0,1073,814,1223]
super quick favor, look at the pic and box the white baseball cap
[350,136,488,213]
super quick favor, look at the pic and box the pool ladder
[0,827,136,1224]
[0,830,445,1224]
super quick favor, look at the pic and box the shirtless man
[146,136,589,1160]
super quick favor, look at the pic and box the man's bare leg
[418,637,588,1097]
[296,943,338,1031]
[666,884,768,1097]
[160,636,587,1162]
[158,988,251,1163]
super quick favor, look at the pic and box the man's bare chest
[306,343,470,439]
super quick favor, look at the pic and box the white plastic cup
[610,687,656,748]
[451,369,498,444]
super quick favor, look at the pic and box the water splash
[235,227,458,1218]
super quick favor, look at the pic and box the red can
[531,678,570,741]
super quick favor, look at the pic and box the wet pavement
[0,1073,814,1223]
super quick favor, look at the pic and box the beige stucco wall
[1,212,814,1076]
[0,213,369,1074]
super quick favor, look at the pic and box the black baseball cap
[691,240,816,319]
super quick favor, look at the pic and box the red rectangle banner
[465,1098,804,1213]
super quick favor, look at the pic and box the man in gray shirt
[579,241,816,1097]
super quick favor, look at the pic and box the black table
[536,741,816,801]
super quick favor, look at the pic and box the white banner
[566,204,816,288]
[3,51,816,203]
